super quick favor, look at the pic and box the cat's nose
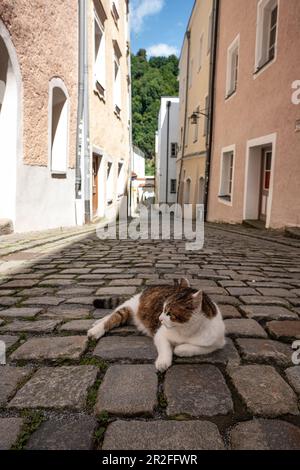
[159,313,163,322]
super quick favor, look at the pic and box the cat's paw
[87,323,105,340]
[155,356,172,372]
[174,345,193,357]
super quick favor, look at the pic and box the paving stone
[229,365,299,416]
[2,280,38,288]
[0,297,22,307]
[0,289,17,296]
[26,415,97,450]
[0,319,3,326]
[175,338,240,366]
[39,279,74,286]
[0,335,20,350]
[236,338,292,366]
[109,325,138,336]
[285,367,300,395]
[0,307,42,318]
[61,268,91,274]
[210,295,240,306]
[102,420,225,450]
[165,365,233,417]
[219,304,241,319]
[266,321,300,341]
[93,336,157,361]
[0,366,32,406]
[19,287,56,296]
[225,319,267,338]
[230,419,300,450]
[95,365,157,416]
[0,319,61,333]
[240,296,290,307]
[95,286,137,296]
[240,305,298,320]
[0,417,24,450]
[108,279,143,286]
[227,288,259,296]
[22,296,65,306]
[257,288,296,297]
[60,319,95,333]
[93,268,124,274]
[290,298,300,307]
[8,366,98,410]
[11,336,88,361]
[93,308,113,319]
[56,287,96,296]
[41,306,92,319]
[65,297,95,305]
[219,281,247,287]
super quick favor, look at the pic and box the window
[198,34,204,71]
[117,161,125,198]
[194,106,199,143]
[111,0,120,24]
[107,161,114,205]
[207,12,212,54]
[94,12,106,97]
[255,0,278,72]
[263,150,272,190]
[219,150,234,202]
[113,42,122,115]
[226,36,239,98]
[203,96,209,136]
[49,80,69,174]
[171,143,177,158]
[170,179,177,194]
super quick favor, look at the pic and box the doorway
[92,154,101,217]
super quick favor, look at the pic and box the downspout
[83,0,91,224]
[204,0,219,221]
[177,30,191,203]
[165,100,171,203]
[76,0,84,202]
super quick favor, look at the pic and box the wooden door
[92,155,100,217]
[259,148,272,221]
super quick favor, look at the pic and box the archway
[0,21,21,228]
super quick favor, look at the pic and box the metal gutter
[165,100,171,203]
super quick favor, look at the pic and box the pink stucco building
[207,0,300,229]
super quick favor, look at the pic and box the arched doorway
[0,21,21,228]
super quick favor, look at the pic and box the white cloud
[131,0,165,34]
[147,43,179,57]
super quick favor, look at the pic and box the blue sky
[130,0,195,58]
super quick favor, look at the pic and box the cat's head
[159,278,218,329]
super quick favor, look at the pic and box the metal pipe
[177,30,191,203]
[165,100,171,203]
[75,0,84,200]
[204,0,219,221]
[83,0,91,224]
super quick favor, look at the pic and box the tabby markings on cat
[88,278,226,372]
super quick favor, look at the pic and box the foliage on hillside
[131,49,179,162]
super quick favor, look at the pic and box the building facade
[156,97,179,204]
[0,0,131,233]
[177,0,214,218]
[207,0,300,228]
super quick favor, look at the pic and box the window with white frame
[219,150,234,202]
[113,43,122,114]
[49,81,69,174]
[226,36,239,98]
[255,0,278,72]
[94,12,106,96]
[170,179,177,194]
[170,143,177,158]
[198,34,204,71]
[117,161,125,198]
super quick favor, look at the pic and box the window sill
[94,81,106,102]
[114,105,121,120]
[51,172,67,179]
[218,195,232,205]
[254,57,275,76]
[225,88,237,101]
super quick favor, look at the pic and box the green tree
[131,49,179,161]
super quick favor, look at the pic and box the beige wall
[177,0,213,212]
[208,0,300,228]
[0,0,78,168]
[88,0,130,217]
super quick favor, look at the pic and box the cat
[87,278,226,372]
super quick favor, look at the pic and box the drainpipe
[76,0,84,202]
[177,30,191,203]
[83,0,91,224]
[204,0,219,221]
[165,100,171,203]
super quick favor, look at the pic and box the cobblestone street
[1,223,300,450]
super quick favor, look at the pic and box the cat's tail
[87,306,132,340]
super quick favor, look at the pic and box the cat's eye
[165,312,171,317]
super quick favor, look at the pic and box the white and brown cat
[87,278,226,372]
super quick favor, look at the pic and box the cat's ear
[179,277,190,288]
[202,293,218,318]
[192,290,203,306]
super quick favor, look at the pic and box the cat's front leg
[154,328,173,372]
[174,343,219,357]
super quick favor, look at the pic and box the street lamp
[190,108,209,125]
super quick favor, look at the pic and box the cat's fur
[87,278,226,372]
